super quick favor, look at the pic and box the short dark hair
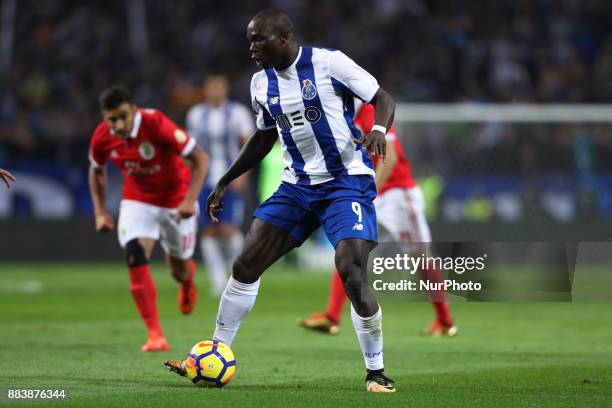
[252,9,294,38]
[99,85,131,110]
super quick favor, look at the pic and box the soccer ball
[185,339,236,387]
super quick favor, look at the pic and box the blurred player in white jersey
[186,75,255,295]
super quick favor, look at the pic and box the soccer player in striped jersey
[186,75,255,296]
[299,103,457,337]
[165,9,396,392]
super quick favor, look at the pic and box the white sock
[213,276,260,346]
[351,304,384,370]
[201,237,227,295]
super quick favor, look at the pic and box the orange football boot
[298,312,340,334]
[420,320,458,337]
[140,334,171,352]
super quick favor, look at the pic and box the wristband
[371,124,387,134]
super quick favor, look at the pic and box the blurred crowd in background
[1,0,612,223]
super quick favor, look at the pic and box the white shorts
[117,199,197,260]
[375,186,432,243]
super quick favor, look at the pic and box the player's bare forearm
[88,165,114,232]
[374,140,397,190]
[183,145,209,203]
[88,165,107,214]
[370,88,396,130]
[355,88,395,159]
[218,128,278,187]
[175,145,208,220]
[231,172,249,192]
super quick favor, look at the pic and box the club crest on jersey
[138,142,155,160]
[301,79,317,100]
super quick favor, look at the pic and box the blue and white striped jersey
[250,47,378,185]
[186,101,254,187]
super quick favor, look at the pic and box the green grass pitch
[1,263,611,407]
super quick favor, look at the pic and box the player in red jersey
[299,103,457,336]
[88,85,209,351]
[0,168,16,188]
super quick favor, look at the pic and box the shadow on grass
[1,372,361,392]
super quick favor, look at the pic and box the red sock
[419,266,454,327]
[129,264,164,337]
[183,259,196,286]
[325,269,347,324]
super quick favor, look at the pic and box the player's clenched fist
[175,199,197,222]
[353,130,386,161]
[206,184,227,223]
[95,211,114,232]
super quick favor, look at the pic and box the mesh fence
[393,105,612,240]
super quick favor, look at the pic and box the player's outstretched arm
[207,127,277,222]
[176,145,209,220]
[88,165,114,232]
[0,167,16,188]
[355,88,396,160]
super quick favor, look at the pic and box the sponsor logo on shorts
[352,223,364,231]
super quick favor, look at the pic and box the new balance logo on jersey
[269,96,279,105]
[352,223,364,231]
